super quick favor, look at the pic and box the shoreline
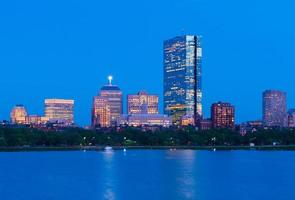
[1,145,295,152]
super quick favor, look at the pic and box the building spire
[108,75,113,86]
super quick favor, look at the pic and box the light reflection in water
[102,150,116,200]
[165,150,197,199]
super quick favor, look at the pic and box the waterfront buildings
[92,96,111,127]
[262,90,287,127]
[99,76,123,126]
[288,109,295,128]
[10,105,28,124]
[44,99,74,125]
[118,114,172,127]
[211,102,235,129]
[163,35,202,125]
[127,91,158,114]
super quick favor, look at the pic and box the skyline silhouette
[0,0,294,125]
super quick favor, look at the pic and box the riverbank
[1,145,295,152]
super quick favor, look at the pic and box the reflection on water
[165,150,197,199]
[102,150,116,200]
[1,150,295,200]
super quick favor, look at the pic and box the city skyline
[1,0,295,125]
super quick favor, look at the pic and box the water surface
[0,150,294,200]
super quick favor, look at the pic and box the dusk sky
[0,0,294,125]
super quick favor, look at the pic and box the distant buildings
[10,105,27,124]
[92,96,110,128]
[127,91,158,114]
[163,35,202,125]
[100,76,123,126]
[91,76,122,127]
[211,102,235,129]
[262,90,287,127]
[118,91,171,127]
[45,99,74,125]
[118,114,172,127]
[25,115,48,125]
[288,109,295,128]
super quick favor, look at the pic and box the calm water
[0,150,294,200]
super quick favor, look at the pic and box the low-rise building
[118,114,172,127]
[197,119,212,130]
[211,102,235,129]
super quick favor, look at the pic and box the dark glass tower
[163,35,202,125]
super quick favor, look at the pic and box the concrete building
[127,91,158,114]
[118,114,172,127]
[45,99,74,125]
[263,90,287,127]
[10,105,28,124]
[92,96,111,128]
[99,76,123,126]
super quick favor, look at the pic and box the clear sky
[0,0,294,126]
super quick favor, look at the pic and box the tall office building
[99,76,123,126]
[262,90,287,127]
[288,109,295,128]
[163,35,202,125]
[127,91,158,114]
[211,102,235,129]
[92,96,111,127]
[10,105,28,124]
[45,99,74,125]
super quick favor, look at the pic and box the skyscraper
[262,90,287,127]
[92,96,111,127]
[127,91,159,114]
[163,35,202,125]
[44,99,74,125]
[99,76,123,126]
[92,76,123,126]
[211,102,235,129]
[10,105,28,124]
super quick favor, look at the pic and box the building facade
[288,109,295,128]
[127,91,158,114]
[99,76,123,126]
[211,102,235,129]
[25,115,48,125]
[10,105,28,124]
[118,114,172,127]
[92,96,111,128]
[262,90,287,127]
[44,99,74,125]
[163,35,202,125]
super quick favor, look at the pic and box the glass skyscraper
[163,35,202,125]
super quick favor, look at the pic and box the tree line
[0,126,295,147]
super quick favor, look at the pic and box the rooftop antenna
[108,75,113,86]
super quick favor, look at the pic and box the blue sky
[0,0,294,125]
